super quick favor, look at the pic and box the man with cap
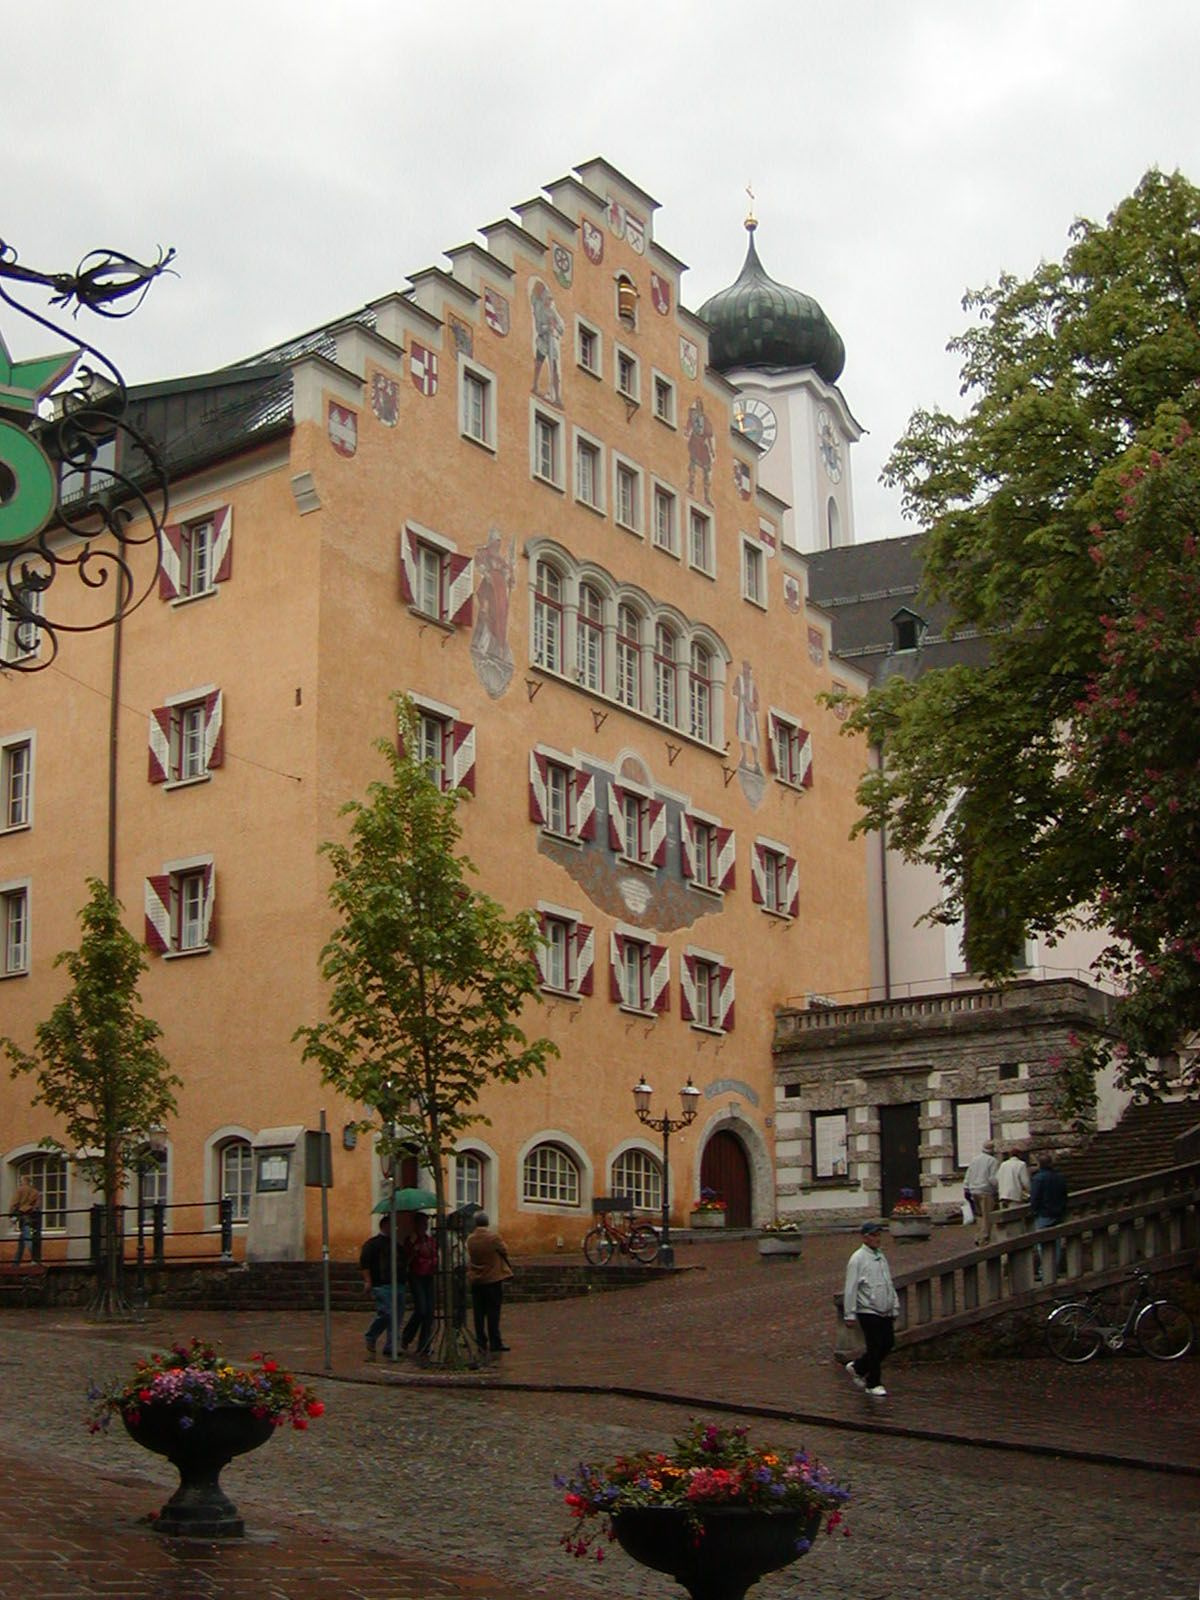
[843,1222,900,1398]
[963,1139,1000,1246]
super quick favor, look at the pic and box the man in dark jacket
[1030,1152,1068,1280]
[360,1214,405,1358]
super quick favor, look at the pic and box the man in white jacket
[963,1140,1000,1246]
[843,1222,900,1398]
[996,1148,1031,1212]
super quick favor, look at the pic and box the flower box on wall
[758,1234,803,1262]
[689,1209,726,1229]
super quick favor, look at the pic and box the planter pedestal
[889,1217,932,1241]
[613,1505,821,1600]
[123,1405,275,1536]
[689,1211,726,1230]
[757,1236,803,1263]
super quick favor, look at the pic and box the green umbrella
[373,1187,437,1213]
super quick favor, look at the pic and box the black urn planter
[123,1405,276,1536]
[612,1504,822,1600]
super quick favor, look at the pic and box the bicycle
[1045,1267,1194,1364]
[583,1203,660,1266]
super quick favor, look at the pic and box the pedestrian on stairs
[843,1222,900,1399]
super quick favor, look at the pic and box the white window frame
[574,430,605,513]
[622,935,651,1012]
[454,1148,487,1211]
[652,622,678,727]
[1,584,42,663]
[615,603,643,710]
[12,1150,67,1231]
[521,1142,582,1208]
[812,1111,849,1180]
[531,406,563,489]
[651,370,676,427]
[761,844,789,915]
[1,732,33,832]
[180,518,215,598]
[533,559,565,674]
[741,536,767,608]
[1,879,30,976]
[769,710,812,790]
[459,358,497,451]
[651,481,679,556]
[611,1147,663,1214]
[576,583,605,693]
[576,317,602,377]
[688,505,714,576]
[615,344,640,404]
[613,456,643,535]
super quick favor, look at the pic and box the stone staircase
[1059,1099,1200,1192]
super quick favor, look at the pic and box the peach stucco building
[1,160,871,1258]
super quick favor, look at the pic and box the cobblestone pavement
[2,1233,1196,1598]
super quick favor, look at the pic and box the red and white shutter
[784,853,800,918]
[201,862,217,945]
[647,799,668,867]
[446,553,474,626]
[679,812,696,879]
[448,721,476,794]
[575,771,596,840]
[765,711,780,774]
[607,782,625,851]
[148,707,171,783]
[716,825,736,891]
[574,923,594,996]
[648,943,671,1013]
[750,842,767,905]
[210,506,233,584]
[399,529,418,604]
[159,525,182,600]
[609,930,625,1002]
[717,965,736,1032]
[528,750,549,823]
[144,875,171,954]
[795,727,814,789]
[205,689,224,770]
[680,951,696,1021]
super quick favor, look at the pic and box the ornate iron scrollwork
[0,240,175,671]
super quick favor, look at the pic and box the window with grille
[576,585,604,692]
[522,1143,581,1206]
[652,486,677,553]
[455,1150,486,1210]
[462,367,493,446]
[652,375,675,425]
[653,623,677,725]
[616,605,641,708]
[742,539,766,605]
[533,412,560,485]
[689,644,712,742]
[14,1152,67,1230]
[577,320,600,375]
[689,508,713,574]
[533,560,564,672]
[612,1149,662,1213]
[2,884,29,975]
[576,438,601,509]
[2,738,31,830]
[220,1139,253,1223]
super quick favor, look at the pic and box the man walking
[1030,1152,1069,1280]
[359,1212,404,1360]
[466,1211,514,1357]
[996,1147,1031,1213]
[843,1222,900,1398]
[964,1139,1000,1246]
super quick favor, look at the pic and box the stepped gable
[1058,1099,1200,1192]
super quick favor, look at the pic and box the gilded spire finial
[745,183,757,233]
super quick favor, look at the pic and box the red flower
[305,1400,325,1418]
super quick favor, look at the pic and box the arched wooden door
[699,1130,752,1228]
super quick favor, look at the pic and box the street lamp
[633,1077,701,1268]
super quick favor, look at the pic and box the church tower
[700,212,861,555]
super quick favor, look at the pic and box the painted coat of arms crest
[370,372,399,426]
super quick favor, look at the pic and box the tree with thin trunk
[3,878,179,1315]
[295,694,557,1359]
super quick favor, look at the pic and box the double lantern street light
[633,1076,701,1268]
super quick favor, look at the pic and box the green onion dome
[699,220,845,384]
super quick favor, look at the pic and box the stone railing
[835,1170,1200,1354]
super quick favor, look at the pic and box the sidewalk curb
[303,1366,1199,1480]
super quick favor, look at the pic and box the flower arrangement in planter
[558,1420,849,1598]
[889,1188,932,1240]
[690,1188,727,1227]
[757,1217,803,1261]
[87,1338,324,1537]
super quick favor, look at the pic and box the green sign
[0,332,77,548]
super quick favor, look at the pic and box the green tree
[3,879,179,1313]
[294,693,558,1262]
[846,169,1200,1096]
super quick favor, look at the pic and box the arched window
[653,623,677,726]
[689,641,713,743]
[616,604,641,710]
[577,583,604,693]
[533,560,563,672]
[219,1138,253,1223]
[454,1149,487,1211]
[13,1151,67,1231]
[522,1142,581,1206]
[827,497,841,549]
[133,1141,170,1225]
[612,1149,663,1214]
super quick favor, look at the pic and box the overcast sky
[5,0,1197,541]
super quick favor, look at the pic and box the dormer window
[891,608,925,653]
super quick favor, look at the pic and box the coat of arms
[327,401,357,457]
[679,337,699,380]
[448,315,473,360]
[370,373,399,427]
[581,218,604,265]
[484,288,510,336]
[807,625,825,665]
[552,242,573,289]
[410,343,438,397]
[650,270,671,315]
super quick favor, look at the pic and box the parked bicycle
[1045,1267,1194,1364]
[583,1199,660,1266]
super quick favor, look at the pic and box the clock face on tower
[817,408,843,483]
[732,396,778,454]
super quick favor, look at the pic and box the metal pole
[319,1110,332,1374]
[660,1120,674,1267]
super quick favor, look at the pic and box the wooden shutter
[399,528,418,604]
[445,553,474,626]
[205,689,224,770]
[575,771,596,840]
[750,842,766,905]
[679,812,696,879]
[609,930,625,1003]
[607,782,625,852]
[647,799,668,867]
[574,923,594,996]
[716,825,736,891]
[159,525,182,600]
[679,950,696,1021]
[717,964,736,1032]
[448,721,476,794]
[148,707,171,783]
[528,750,548,823]
[648,943,671,1013]
[784,853,800,918]
[144,875,171,953]
[211,506,233,583]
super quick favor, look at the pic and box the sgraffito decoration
[0,237,175,671]
[731,658,765,809]
[470,528,516,698]
[529,277,564,408]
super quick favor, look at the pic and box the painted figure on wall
[686,397,716,506]
[529,278,564,407]
[732,658,766,809]
[470,529,517,698]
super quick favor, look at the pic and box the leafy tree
[3,879,179,1313]
[295,693,558,1255]
[846,170,1200,1097]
